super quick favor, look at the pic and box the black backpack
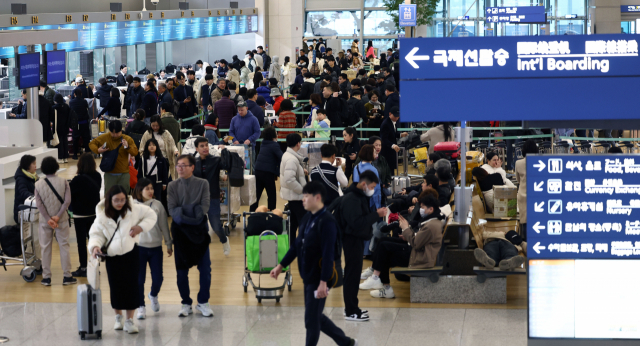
[263,54,272,70]
[0,225,22,257]
[341,99,359,126]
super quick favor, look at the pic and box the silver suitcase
[391,176,411,195]
[77,284,102,340]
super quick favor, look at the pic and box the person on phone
[364,90,384,137]
[270,182,357,346]
[132,178,173,320]
[89,120,139,194]
[88,185,157,334]
[360,196,443,299]
[341,127,362,182]
[34,157,76,287]
[310,144,348,206]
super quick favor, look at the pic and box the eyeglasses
[176,164,192,169]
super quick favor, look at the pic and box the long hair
[76,153,97,175]
[143,137,164,160]
[133,178,154,202]
[435,122,452,142]
[104,185,131,221]
[147,115,165,135]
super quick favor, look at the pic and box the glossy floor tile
[0,302,527,345]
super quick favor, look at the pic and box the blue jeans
[138,246,164,306]
[483,239,518,264]
[176,248,211,305]
[304,284,351,346]
[207,198,226,243]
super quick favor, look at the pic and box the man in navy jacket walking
[271,181,357,346]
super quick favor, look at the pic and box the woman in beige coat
[420,123,455,154]
[139,115,179,180]
[515,139,538,240]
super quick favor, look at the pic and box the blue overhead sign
[486,6,546,23]
[399,4,417,27]
[621,5,640,12]
[527,155,640,259]
[399,35,640,122]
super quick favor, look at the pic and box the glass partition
[136,44,147,73]
[305,11,362,37]
[93,48,105,82]
[105,47,116,76]
[8,57,18,100]
[126,45,136,73]
[363,10,401,35]
[156,42,166,73]
[67,51,80,84]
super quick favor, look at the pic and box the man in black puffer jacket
[95,78,113,107]
[69,88,92,160]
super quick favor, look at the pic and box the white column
[592,0,622,34]
[267,0,304,61]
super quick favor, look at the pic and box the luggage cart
[242,211,292,303]
[221,177,240,235]
[592,141,611,154]
[0,205,42,282]
[553,141,571,154]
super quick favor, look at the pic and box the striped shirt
[274,111,297,139]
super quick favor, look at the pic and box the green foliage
[382,0,441,29]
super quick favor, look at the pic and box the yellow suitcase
[458,151,484,184]
[413,147,429,174]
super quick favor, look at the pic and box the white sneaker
[370,286,395,299]
[148,292,160,313]
[178,304,192,317]
[114,314,124,330]
[359,276,384,290]
[57,159,64,164]
[360,267,374,280]
[222,237,231,256]
[196,303,214,317]
[63,159,68,163]
[123,319,139,334]
[136,306,146,320]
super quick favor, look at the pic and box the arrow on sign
[533,242,546,254]
[532,222,545,233]
[533,181,544,192]
[533,160,546,172]
[534,202,544,212]
[405,47,430,69]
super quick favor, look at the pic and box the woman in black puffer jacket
[13,155,38,224]
[52,94,71,163]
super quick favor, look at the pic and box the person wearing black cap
[379,106,408,171]
[117,64,128,86]
[295,66,308,85]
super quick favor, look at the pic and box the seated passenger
[481,151,515,188]
[434,167,452,207]
[359,196,444,298]
[425,153,442,176]
[474,231,526,271]
[388,175,437,214]
[472,167,505,213]
[434,158,455,191]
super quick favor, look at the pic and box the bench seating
[473,266,526,283]
[391,267,443,283]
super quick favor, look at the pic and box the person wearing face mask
[334,169,387,322]
[360,195,443,299]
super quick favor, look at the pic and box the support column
[592,0,622,34]
[26,45,39,123]
[265,0,304,63]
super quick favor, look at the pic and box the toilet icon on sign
[548,220,562,235]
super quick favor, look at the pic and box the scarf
[369,100,381,109]
[22,169,38,181]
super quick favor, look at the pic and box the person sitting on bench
[359,196,444,299]
[474,230,526,271]
[472,166,506,213]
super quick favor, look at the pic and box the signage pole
[454,123,472,224]
[25,45,39,126]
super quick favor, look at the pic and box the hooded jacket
[246,99,265,126]
[256,86,273,104]
[279,147,307,201]
[229,111,261,148]
[95,84,113,105]
[268,56,281,82]
[339,183,380,240]
[402,214,443,269]
[299,77,316,101]
[87,196,157,257]
[161,112,181,146]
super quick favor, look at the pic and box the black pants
[520,223,527,241]
[250,170,277,211]
[371,237,411,284]
[484,239,519,264]
[56,132,69,160]
[343,234,365,316]
[304,284,351,346]
[344,159,355,182]
[287,200,307,248]
[73,124,91,158]
[105,245,140,310]
[73,216,94,269]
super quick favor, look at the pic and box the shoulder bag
[99,221,120,261]
[43,178,72,226]
[99,143,122,173]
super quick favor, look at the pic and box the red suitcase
[434,141,461,159]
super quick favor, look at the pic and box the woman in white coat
[282,56,297,89]
[279,133,307,248]
[88,185,157,335]
[480,151,515,211]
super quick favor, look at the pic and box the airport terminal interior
[0,0,638,345]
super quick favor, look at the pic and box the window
[363,10,401,35]
[557,0,586,17]
[450,0,478,18]
[364,0,385,7]
[305,11,361,37]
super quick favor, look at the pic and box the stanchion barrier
[473,134,554,141]
[560,136,640,141]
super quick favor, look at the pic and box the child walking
[133,178,173,319]
[135,138,170,211]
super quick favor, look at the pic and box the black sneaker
[63,277,78,285]
[72,267,87,277]
[345,311,369,322]
[349,339,358,346]
[41,278,51,286]
[343,309,368,316]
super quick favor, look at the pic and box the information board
[527,154,640,343]
[44,50,66,84]
[486,6,546,23]
[621,5,640,12]
[17,52,40,89]
[399,35,640,122]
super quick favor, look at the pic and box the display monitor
[44,50,66,84]
[17,52,40,89]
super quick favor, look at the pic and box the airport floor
[0,302,527,346]
[0,159,528,345]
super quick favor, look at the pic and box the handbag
[99,221,120,261]
[51,109,60,147]
[20,196,39,222]
[99,143,122,172]
[87,257,100,289]
[43,178,72,227]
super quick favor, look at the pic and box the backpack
[231,93,242,106]
[263,54,272,70]
[221,149,245,187]
[165,63,177,74]
[344,100,360,126]
[326,195,346,236]
[0,225,22,257]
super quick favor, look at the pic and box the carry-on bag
[434,141,461,159]
[391,175,411,195]
[77,284,102,340]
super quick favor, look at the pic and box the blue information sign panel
[621,5,640,12]
[399,35,640,122]
[399,4,416,27]
[527,154,640,343]
[17,52,40,89]
[485,6,546,23]
[527,155,640,259]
